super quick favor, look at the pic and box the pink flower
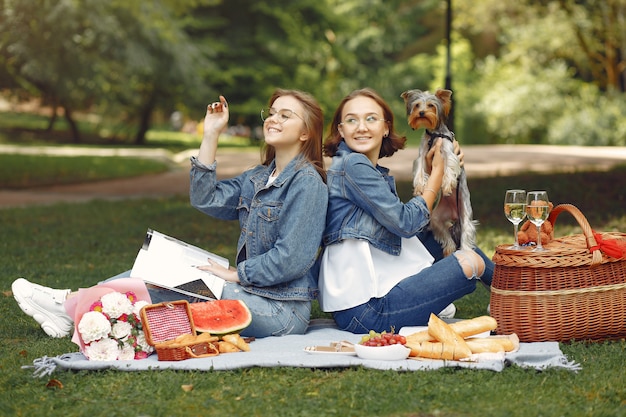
[135,351,149,360]
[125,291,138,303]
[89,301,104,313]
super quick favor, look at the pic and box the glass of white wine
[526,190,551,252]
[504,189,527,250]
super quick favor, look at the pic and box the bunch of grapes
[359,330,406,347]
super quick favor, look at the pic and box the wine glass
[526,191,551,252]
[504,189,527,250]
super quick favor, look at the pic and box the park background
[1,1,625,417]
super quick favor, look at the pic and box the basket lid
[140,301,196,346]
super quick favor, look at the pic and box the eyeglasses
[260,108,303,123]
[339,115,386,128]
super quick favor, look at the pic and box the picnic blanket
[24,320,581,377]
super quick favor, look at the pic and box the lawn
[1,156,625,416]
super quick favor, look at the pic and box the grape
[359,330,406,347]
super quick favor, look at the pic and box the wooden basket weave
[141,300,219,361]
[490,204,626,342]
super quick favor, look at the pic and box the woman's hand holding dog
[426,138,445,176]
[453,139,464,168]
[422,138,445,212]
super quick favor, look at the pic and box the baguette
[426,314,472,360]
[466,335,518,354]
[405,315,498,345]
[407,341,459,360]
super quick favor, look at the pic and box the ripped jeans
[332,230,494,334]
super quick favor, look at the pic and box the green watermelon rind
[190,299,252,335]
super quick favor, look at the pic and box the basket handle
[185,342,219,359]
[547,204,603,266]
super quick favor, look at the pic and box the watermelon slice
[190,299,252,334]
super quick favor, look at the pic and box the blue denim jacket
[190,155,328,301]
[323,141,430,256]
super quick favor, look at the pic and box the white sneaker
[12,278,73,338]
[438,303,456,319]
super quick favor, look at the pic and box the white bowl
[353,343,411,361]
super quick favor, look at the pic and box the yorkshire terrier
[400,88,476,257]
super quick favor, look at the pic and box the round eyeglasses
[339,115,386,128]
[260,108,303,124]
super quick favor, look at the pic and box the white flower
[111,320,132,340]
[84,338,119,361]
[135,332,153,353]
[101,292,133,319]
[133,300,149,316]
[78,311,112,344]
[118,344,136,360]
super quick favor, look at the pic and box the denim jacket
[190,155,328,301]
[323,142,430,256]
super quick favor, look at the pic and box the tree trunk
[45,97,58,132]
[62,105,81,143]
[134,92,157,145]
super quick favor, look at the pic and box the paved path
[1,144,626,208]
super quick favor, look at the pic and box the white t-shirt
[318,236,434,312]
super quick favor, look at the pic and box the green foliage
[2,0,625,147]
[548,86,626,146]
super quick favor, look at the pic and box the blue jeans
[106,272,311,338]
[332,231,494,334]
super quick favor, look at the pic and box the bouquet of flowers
[77,290,153,361]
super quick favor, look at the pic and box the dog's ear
[435,89,452,117]
[400,89,422,114]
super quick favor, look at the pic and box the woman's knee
[453,250,485,279]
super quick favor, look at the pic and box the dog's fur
[400,88,476,256]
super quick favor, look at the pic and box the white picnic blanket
[24,320,580,377]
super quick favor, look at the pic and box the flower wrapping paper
[64,278,152,356]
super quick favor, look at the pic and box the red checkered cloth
[143,303,193,343]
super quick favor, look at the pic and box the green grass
[0,154,171,189]
[1,161,625,416]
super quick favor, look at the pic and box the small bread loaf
[222,333,250,352]
[218,340,241,353]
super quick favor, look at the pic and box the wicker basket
[490,204,626,342]
[141,300,219,361]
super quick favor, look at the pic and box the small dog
[400,88,476,257]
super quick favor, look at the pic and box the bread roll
[218,340,241,353]
[222,333,250,352]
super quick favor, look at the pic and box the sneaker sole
[12,279,72,338]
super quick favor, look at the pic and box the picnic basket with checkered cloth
[140,300,219,361]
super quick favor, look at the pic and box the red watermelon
[190,299,252,334]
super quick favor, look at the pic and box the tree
[0,0,214,144]
[0,0,114,142]
[554,0,626,92]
